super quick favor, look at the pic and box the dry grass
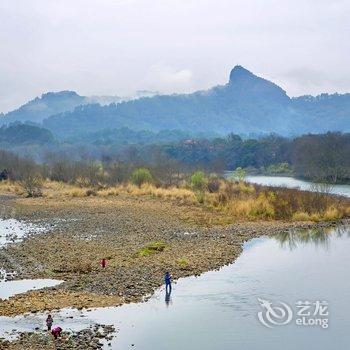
[0,180,23,195]
[0,179,348,222]
[292,211,311,221]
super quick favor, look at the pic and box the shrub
[207,177,221,193]
[189,171,207,192]
[310,213,322,222]
[131,168,153,187]
[139,241,167,257]
[86,189,97,196]
[248,193,275,219]
[177,257,189,269]
[21,173,43,197]
[65,187,88,197]
[323,207,341,221]
[229,167,246,182]
[292,211,311,221]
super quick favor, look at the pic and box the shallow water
[1,226,349,349]
[0,219,62,299]
[0,279,63,300]
[245,175,350,197]
[0,218,46,248]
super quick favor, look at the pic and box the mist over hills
[0,90,158,125]
[1,66,350,138]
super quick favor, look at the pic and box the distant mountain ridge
[2,66,350,137]
[1,91,86,124]
[0,90,158,125]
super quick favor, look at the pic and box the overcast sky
[1,0,349,112]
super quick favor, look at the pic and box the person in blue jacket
[164,271,172,293]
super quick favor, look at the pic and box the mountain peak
[227,65,289,102]
[229,65,256,83]
[41,90,81,99]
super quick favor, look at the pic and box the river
[246,175,350,197]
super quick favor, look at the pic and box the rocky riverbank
[0,324,115,350]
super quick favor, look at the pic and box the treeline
[162,132,350,183]
[292,133,350,182]
[0,129,349,184]
[0,149,188,188]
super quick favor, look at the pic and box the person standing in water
[46,314,53,331]
[164,271,172,293]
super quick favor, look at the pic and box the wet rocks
[0,324,116,350]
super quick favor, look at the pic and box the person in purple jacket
[51,326,62,339]
[46,314,53,331]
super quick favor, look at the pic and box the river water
[246,175,350,197]
[0,219,62,299]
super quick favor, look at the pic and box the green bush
[139,241,167,257]
[131,168,153,187]
[189,171,207,191]
[229,167,246,182]
[265,162,293,175]
[177,257,189,269]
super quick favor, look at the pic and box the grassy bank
[1,177,349,225]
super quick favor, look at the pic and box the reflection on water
[165,289,172,307]
[274,225,350,250]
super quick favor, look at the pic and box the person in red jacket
[100,258,107,268]
[51,326,62,339]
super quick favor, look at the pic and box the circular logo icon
[257,298,293,328]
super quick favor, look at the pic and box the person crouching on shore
[51,326,62,339]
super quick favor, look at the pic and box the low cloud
[148,63,193,83]
[143,63,193,93]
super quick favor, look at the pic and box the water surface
[246,175,350,197]
[0,219,46,248]
[0,279,63,300]
[0,219,61,299]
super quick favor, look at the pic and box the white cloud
[146,63,193,84]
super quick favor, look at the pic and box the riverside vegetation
[0,152,349,345]
[1,168,349,223]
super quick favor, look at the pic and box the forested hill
[2,91,87,124]
[0,124,54,145]
[40,66,350,137]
